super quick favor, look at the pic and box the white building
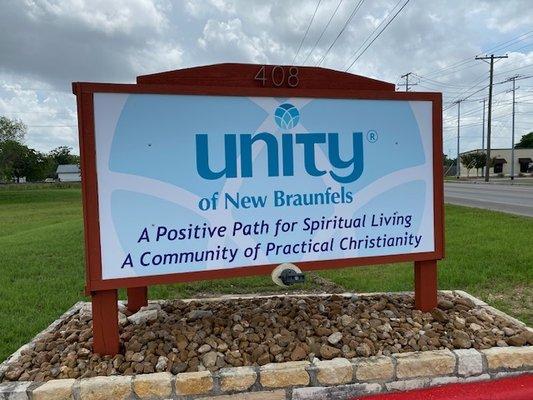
[459,148,533,177]
[56,164,81,182]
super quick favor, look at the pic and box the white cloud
[0,73,77,153]
[129,40,183,75]
[0,0,531,155]
[198,18,282,63]
[24,0,170,35]
[482,0,533,33]
[184,0,236,17]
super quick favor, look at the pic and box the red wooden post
[127,286,148,313]
[91,289,120,355]
[414,260,438,311]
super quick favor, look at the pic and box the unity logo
[274,103,300,129]
[195,103,364,183]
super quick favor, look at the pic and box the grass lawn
[0,185,531,361]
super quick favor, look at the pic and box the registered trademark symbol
[367,130,378,143]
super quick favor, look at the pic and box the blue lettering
[295,133,326,177]
[281,134,294,176]
[196,134,237,180]
[328,132,364,183]
[140,251,151,266]
[240,132,279,177]
[195,131,364,183]
[225,192,267,209]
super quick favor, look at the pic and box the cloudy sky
[0,0,532,158]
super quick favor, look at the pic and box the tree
[49,146,80,165]
[0,116,27,143]
[472,152,487,176]
[443,154,455,167]
[443,154,457,176]
[0,140,47,182]
[460,153,476,177]
[515,132,533,149]
[40,155,58,179]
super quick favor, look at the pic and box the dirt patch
[2,293,532,382]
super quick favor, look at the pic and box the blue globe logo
[274,103,300,129]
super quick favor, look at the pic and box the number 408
[254,65,299,88]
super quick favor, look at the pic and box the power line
[422,47,531,107]
[415,60,532,94]
[293,0,322,64]
[423,59,478,79]
[422,30,533,79]
[302,0,344,65]
[417,84,481,95]
[494,62,533,77]
[414,74,488,89]
[444,110,516,127]
[443,113,516,130]
[345,0,410,71]
[415,77,465,89]
[442,88,515,120]
[485,30,533,54]
[316,0,365,66]
[344,0,406,71]
[444,76,533,110]
[426,64,532,107]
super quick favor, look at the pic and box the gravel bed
[2,293,532,382]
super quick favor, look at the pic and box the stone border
[0,291,532,399]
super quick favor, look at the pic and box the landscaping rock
[127,310,158,325]
[452,330,472,349]
[202,351,218,368]
[320,345,341,359]
[438,299,454,310]
[291,344,308,361]
[1,293,530,382]
[327,332,343,345]
[187,309,213,321]
[155,356,168,372]
[507,333,527,346]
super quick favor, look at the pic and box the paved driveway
[444,182,533,217]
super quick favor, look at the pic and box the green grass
[0,186,531,361]
[0,187,86,362]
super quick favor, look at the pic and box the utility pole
[454,99,462,179]
[506,75,520,180]
[400,72,417,92]
[475,54,508,182]
[480,98,486,177]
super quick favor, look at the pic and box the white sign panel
[93,93,434,279]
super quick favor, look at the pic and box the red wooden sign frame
[73,63,444,355]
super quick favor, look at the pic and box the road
[444,182,533,217]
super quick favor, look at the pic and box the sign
[93,94,436,280]
[74,64,443,355]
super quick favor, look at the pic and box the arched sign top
[136,63,396,91]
